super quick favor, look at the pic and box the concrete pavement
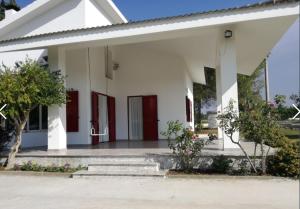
[0,174,298,209]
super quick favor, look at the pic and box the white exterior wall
[65,47,116,145]
[0,45,192,147]
[114,45,190,140]
[2,0,113,40]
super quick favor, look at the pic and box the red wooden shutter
[142,95,158,141]
[107,96,116,142]
[66,91,79,132]
[186,96,191,122]
[91,92,99,145]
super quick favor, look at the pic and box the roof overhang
[0,1,298,53]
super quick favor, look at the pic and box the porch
[17,140,267,157]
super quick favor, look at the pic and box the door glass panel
[98,95,109,142]
[129,97,143,140]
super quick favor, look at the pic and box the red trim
[142,95,158,141]
[66,91,79,132]
[91,91,99,145]
[107,96,116,142]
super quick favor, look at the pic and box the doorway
[128,95,158,141]
[91,91,116,145]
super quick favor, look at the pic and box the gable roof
[0,0,298,45]
[0,0,127,38]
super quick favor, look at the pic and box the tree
[240,102,283,174]
[274,94,286,108]
[238,60,265,112]
[193,68,216,126]
[290,94,300,108]
[217,100,257,173]
[0,59,66,169]
[0,0,5,21]
[4,0,20,11]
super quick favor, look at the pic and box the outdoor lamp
[224,30,233,38]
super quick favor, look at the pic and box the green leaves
[0,59,66,126]
[161,121,204,171]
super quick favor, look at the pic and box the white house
[0,0,298,150]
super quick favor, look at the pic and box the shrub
[161,121,204,171]
[14,161,86,173]
[210,155,233,174]
[267,140,300,178]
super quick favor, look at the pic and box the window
[41,106,48,130]
[25,105,48,131]
[29,106,40,130]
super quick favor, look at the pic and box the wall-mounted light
[224,30,233,38]
[113,62,120,71]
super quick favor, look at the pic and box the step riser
[88,165,159,172]
[72,174,165,178]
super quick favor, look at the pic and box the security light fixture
[224,30,233,38]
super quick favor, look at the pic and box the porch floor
[17,140,273,157]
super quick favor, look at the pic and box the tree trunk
[253,142,257,168]
[5,123,25,169]
[237,142,258,173]
[229,134,257,173]
[260,142,267,175]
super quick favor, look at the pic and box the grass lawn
[280,128,300,144]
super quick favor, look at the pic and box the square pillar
[215,67,223,140]
[219,36,239,149]
[47,47,67,150]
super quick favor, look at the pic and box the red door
[91,92,99,145]
[66,91,79,132]
[142,95,158,141]
[107,96,116,142]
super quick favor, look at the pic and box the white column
[219,36,239,149]
[215,67,223,140]
[47,47,67,150]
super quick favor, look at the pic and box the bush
[267,140,300,178]
[161,121,204,171]
[14,161,86,173]
[210,155,233,174]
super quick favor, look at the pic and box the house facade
[0,0,299,150]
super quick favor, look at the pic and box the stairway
[72,157,167,178]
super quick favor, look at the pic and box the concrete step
[88,162,159,172]
[72,170,167,178]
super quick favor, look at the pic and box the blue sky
[17,0,299,104]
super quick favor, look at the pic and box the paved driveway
[0,174,298,209]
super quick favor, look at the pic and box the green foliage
[0,59,66,126]
[14,161,86,173]
[210,155,233,174]
[267,139,300,178]
[161,121,204,171]
[217,100,240,139]
[194,68,216,125]
[0,59,66,168]
[290,94,300,108]
[238,60,265,112]
[240,103,283,147]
